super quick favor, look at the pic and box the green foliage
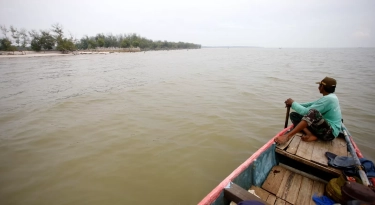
[88,39,97,49]
[97,38,105,47]
[76,32,201,50]
[1,23,201,52]
[76,36,89,49]
[30,38,42,51]
[10,25,21,47]
[94,34,105,47]
[51,23,63,41]
[56,38,76,53]
[19,28,29,48]
[103,34,117,47]
[121,39,129,48]
[132,40,139,48]
[9,45,17,52]
[28,30,42,51]
[0,37,17,52]
[40,31,55,50]
[0,38,12,51]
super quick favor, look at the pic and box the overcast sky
[1,0,374,47]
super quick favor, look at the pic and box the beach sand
[0,51,76,58]
[0,53,74,58]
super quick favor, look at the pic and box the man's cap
[316,76,337,87]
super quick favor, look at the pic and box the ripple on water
[0,48,375,205]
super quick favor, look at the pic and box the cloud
[217,22,245,30]
[353,31,370,39]
[1,0,375,47]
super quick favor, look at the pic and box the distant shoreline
[0,53,73,58]
[0,48,197,58]
[202,46,262,48]
[0,48,141,58]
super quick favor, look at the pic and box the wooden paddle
[342,124,370,186]
[276,106,293,148]
[284,106,290,128]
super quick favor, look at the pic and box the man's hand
[285,98,294,107]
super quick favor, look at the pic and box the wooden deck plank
[266,194,277,205]
[284,173,303,204]
[295,177,314,205]
[276,148,341,176]
[276,170,291,199]
[224,183,268,204]
[311,140,330,166]
[261,166,287,195]
[277,132,303,150]
[295,140,315,160]
[277,169,303,204]
[275,198,286,205]
[276,135,294,150]
[286,134,301,154]
[338,137,348,157]
[309,181,325,205]
[249,185,270,201]
[328,137,347,157]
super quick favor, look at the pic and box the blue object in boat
[312,194,335,205]
[325,152,375,178]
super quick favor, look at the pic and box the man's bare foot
[274,134,290,144]
[301,134,318,142]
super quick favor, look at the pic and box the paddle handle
[343,128,370,186]
[284,106,290,128]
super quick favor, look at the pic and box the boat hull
[198,127,289,205]
[198,126,374,204]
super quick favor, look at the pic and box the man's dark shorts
[290,109,335,141]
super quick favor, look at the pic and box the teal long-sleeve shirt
[291,93,342,137]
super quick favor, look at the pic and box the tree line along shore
[0,24,201,55]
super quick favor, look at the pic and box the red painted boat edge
[197,126,292,205]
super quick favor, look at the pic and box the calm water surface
[0,48,374,205]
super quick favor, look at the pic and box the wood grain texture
[295,140,315,160]
[224,183,268,204]
[286,134,301,154]
[249,185,270,201]
[276,148,341,176]
[284,173,303,204]
[262,166,287,195]
[277,169,304,204]
[277,132,304,150]
[276,170,292,199]
[311,140,330,166]
[266,194,277,205]
[275,198,286,205]
[309,181,325,205]
[295,177,314,205]
[328,137,347,157]
[277,133,296,150]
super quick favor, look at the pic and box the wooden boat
[198,123,375,205]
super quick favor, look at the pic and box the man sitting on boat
[275,77,342,144]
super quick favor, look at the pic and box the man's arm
[291,102,309,115]
[299,101,315,107]
[292,98,327,116]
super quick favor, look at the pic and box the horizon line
[202,46,375,48]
